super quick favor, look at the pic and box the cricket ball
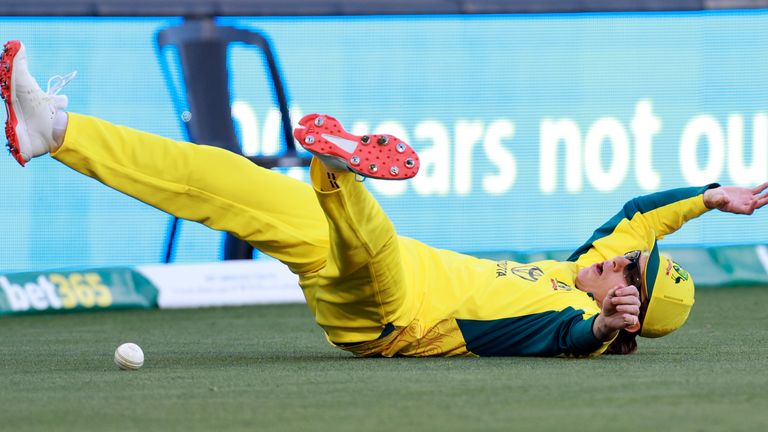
[114,342,144,370]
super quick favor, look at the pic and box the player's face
[575,251,648,306]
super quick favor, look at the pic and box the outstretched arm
[569,182,768,266]
[703,182,768,215]
[568,184,718,263]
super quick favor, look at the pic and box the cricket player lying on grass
[3,40,767,357]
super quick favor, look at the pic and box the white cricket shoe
[1,40,75,166]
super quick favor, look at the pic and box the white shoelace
[46,71,77,96]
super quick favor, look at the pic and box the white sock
[51,110,68,149]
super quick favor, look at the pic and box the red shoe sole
[293,114,419,180]
[1,40,24,166]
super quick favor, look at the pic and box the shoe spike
[377,136,389,145]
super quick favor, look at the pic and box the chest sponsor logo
[496,261,544,282]
[512,265,544,282]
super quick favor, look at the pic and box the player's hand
[592,285,641,341]
[703,183,768,215]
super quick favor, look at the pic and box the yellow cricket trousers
[52,113,424,346]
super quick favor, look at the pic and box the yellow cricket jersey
[344,185,717,358]
[55,114,719,359]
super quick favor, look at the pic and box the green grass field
[2,286,767,432]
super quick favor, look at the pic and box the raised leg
[53,113,330,276]
[306,157,419,344]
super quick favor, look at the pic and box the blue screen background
[1,11,767,272]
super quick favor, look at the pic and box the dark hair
[605,329,638,355]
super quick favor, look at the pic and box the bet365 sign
[0,269,158,315]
